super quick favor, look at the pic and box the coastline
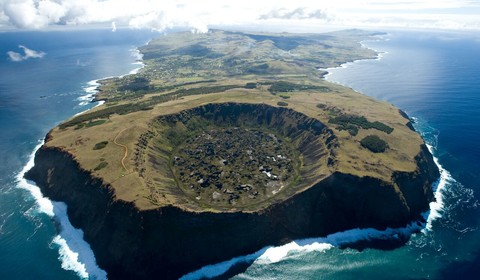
[17,46,147,279]
[324,33,448,231]
[181,220,427,280]
[180,134,448,280]
[180,34,448,279]
[128,47,146,75]
[22,30,443,280]
[18,141,106,279]
[78,46,146,108]
[320,33,390,81]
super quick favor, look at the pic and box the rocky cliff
[25,142,438,279]
[24,29,440,279]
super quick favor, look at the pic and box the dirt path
[114,128,129,172]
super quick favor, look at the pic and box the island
[25,29,439,279]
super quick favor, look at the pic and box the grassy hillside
[44,29,424,211]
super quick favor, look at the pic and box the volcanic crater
[140,103,336,210]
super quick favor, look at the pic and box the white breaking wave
[77,46,146,107]
[84,80,100,95]
[52,202,107,280]
[182,33,453,280]
[52,236,89,279]
[129,47,145,74]
[181,221,425,280]
[321,47,388,80]
[422,145,452,232]
[407,116,452,233]
[321,34,390,82]
[76,80,101,106]
[129,63,145,75]
[17,141,54,217]
[75,78,109,110]
[15,41,149,279]
[180,249,267,280]
[323,36,450,233]
[17,142,107,280]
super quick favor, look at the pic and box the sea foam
[321,34,389,81]
[180,126,453,280]
[52,202,107,280]
[423,144,450,231]
[17,142,107,280]
[28,44,145,278]
[183,34,453,280]
[128,47,145,74]
[324,37,451,232]
[76,47,144,108]
[17,141,54,217]
[181,221,425,280]
[74,79,107,112]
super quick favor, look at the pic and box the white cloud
[259,7,333,21]
[7,45,46,62]
[0,0,479,31]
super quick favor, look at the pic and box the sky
[0,0,480,32]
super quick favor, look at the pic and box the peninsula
[25,29,439,279]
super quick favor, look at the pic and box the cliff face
[25,29,440,279]
[25,143,438,280]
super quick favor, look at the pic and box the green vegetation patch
[168,85,239,96]
[316,103,327,109]
[73,119,108,130]
[329,114,393,136]
[101,79,218,103]
[85,119,108,127]
[268,81,330,94]
[360,135,389,153]
[60,84,245,129]
[94,161,109,171]
[93,141,109,150]
[246,63,269,74]
[60,103,151,129]
[277,101,289,107]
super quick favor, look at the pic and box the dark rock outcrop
[25,141,438,279]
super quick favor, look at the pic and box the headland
[25,29,439,279]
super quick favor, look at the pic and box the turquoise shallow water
[1,29,479,279]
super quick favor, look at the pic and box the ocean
[0,28,479,279]
[0,28,152,279]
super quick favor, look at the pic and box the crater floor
[172,128,300,207]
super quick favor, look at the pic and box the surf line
[181,119,450,280]
[17,141,107,280]
[180,220,425,280]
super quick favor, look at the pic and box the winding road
[114,128,129,172]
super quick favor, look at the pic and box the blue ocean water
[0,29,152,279]
[185,30,480,280]
[1,28,479,279]
[226,30,480,280]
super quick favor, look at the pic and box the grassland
[43,29,424,211]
